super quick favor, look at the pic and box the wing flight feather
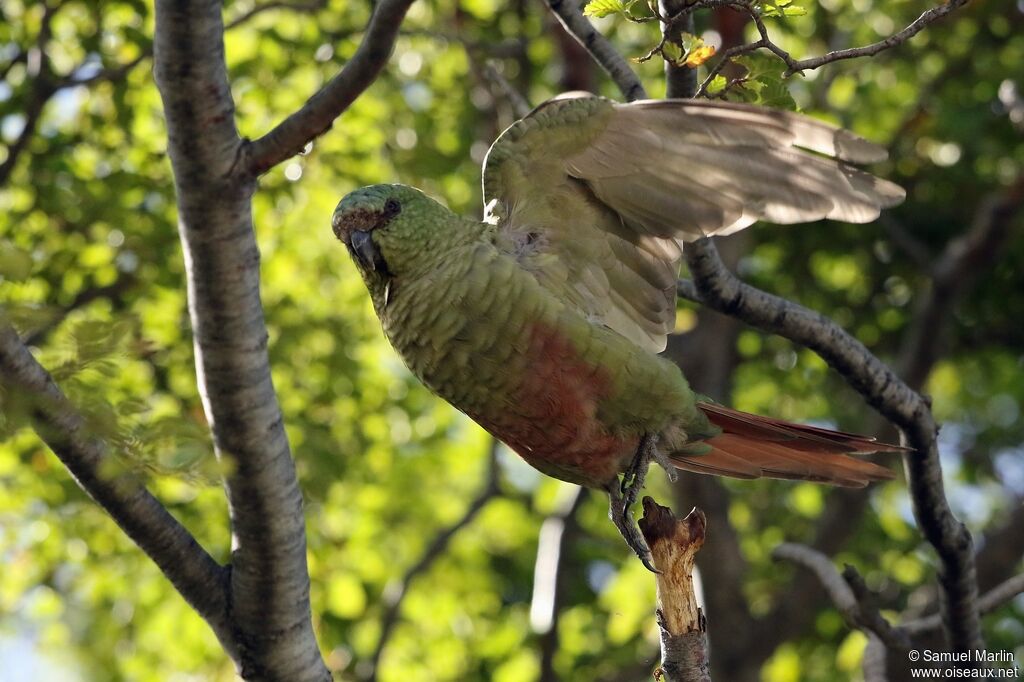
[482,94,904,352]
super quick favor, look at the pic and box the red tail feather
[669,403,905,488]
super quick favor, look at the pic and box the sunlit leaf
[582,0,625,18]
[685,44,717,67]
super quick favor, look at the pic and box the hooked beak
[349,230,391,276]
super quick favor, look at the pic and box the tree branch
[482,62,533,118]
[682,238,983,652]
[0,85,52,188]
[694,0,972,96]
[3,0,319,194]
[863,635,889,682]
[775,543,1024,650]
[781,0,971,74]
[541,0,648,101]
[543,0,990,660]
[0,2,59,189]
[224,0,327,30]
[550,0,984,654]
[903,572,1024,636]
[368,443,501,680]
[246,0,417,174]
[534,487,588,682]
[772,543,912,650]
[153,1,327,679]
[720,176,1013,663]
[0,47,28,83]
[0,321,235,653]
[58,52,150,88]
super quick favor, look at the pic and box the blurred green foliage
[0,0,1022,680]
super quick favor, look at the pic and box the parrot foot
[619,433,674,509]
[609,432,677,573]
[606,481,657,573]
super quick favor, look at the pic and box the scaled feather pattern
[332,94,906,493]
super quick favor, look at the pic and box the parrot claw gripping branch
[614,431,676,571]
[333,93,906,572]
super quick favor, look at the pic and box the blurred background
[0,0,1021,680]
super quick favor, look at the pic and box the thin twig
[58,52,150,88]
[225,0,327,30]
[903,573,1024,635]
[696,0,972,96]
[695,39,765,98]
[783,0,971,74]
[542,0,648,101]
[246,0,418,174]
[482,62,532,118]
[2,0,316,189]
[0,83,52,188]
[772,544,912,650]
[0,48,28,82]
[367,442,501,680]
[0,2,59,188]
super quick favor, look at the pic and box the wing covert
[481,94,904,353]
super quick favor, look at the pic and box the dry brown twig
[639,497,711,682]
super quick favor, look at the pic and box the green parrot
[332,93,906,569]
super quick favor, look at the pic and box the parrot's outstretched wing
[481,94,905,353]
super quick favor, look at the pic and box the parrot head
[332,184,459,302]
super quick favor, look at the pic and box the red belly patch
[471,321,635,487]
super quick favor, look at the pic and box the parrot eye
[383,199,401,216]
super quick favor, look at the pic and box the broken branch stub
[639,496,711,682]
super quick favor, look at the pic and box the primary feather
[482,94,904,353]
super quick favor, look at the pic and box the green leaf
[757,0,806,18]
[758,79,797,109]
[734,52,785,81]
[662,40,684,65]
[730,85,760,103]
[729,52,797,109]
[706,75,728,95]
[582,0,625,18]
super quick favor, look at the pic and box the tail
[669,402,905,488]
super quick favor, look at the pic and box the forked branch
[545,0,982,655]
[247,0,418,174]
